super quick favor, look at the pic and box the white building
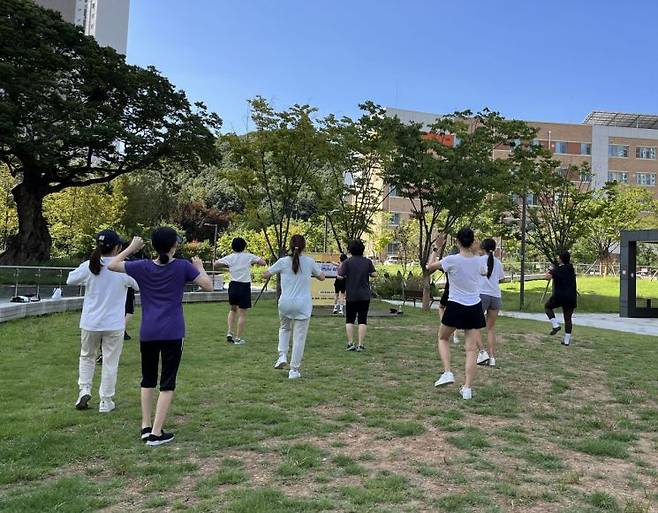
[34,0,130,55]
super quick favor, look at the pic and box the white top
[67,256,139,331]
[217,252,261,283]
[268,255,322,320]
[478,255,504,298]
[439,253,484,306]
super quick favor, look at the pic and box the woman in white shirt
[263,234,325,379]
[477,238,504,368]
[67,229,138,413]
[428,227,486,400]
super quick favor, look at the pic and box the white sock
[279,351,287,358]
[551,318,560,329]
[564,334,571,345]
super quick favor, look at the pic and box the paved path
[385,300,658,337]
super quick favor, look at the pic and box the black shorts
[334,279,346,294]
[228,281,252,309]
[441,301,486,330]
[140,340,184,391]
[345,300,370,325]
[125,288,135,315]
[545,296,576,311]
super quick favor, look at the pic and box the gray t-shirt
[338,256,376,302]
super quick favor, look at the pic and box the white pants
[278,316,310,370]
[78,329,124,399]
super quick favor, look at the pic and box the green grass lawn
[501,276,658,313]
[1,302,657,513]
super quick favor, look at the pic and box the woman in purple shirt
[109,227,212,446]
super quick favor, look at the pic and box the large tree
[221,97,325,262]
[0,0,221,262]
[318,102,398,252]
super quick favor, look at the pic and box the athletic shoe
[452,333,459,344]
[476,350,490,366]
[346,343,356,351]
[141,427,152,442]
[460,386,473,400]
[339,306,344,315]
[356,345,365,352]
[146,431,175,446]
[549,326,561,336]
[561,340,570,346]
[288,369,301,379]
[333,306,339,314]
[233,338,246,345]
[274,355,287,369]
[434,371,455,387]
[75,388,91,410]
[489,356,496,367]
[124,331,131,341]
[226,333,234,344]
[96,354,103,365]
[98,398,115,413]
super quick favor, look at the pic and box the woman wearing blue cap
[67,229,139,413]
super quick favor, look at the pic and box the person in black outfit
[332,253,348,315]
[544,251,577,346]
[337,240,377,352]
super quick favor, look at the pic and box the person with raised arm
[108,227,212,446]
[544,251,577,346]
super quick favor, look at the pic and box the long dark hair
[152,227,179,265]
[90,230,121,275]
[481,238,496,279]
[290,234,306,274]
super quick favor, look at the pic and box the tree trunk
[422,268,432,311]
[0,182,51,264]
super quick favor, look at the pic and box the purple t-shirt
[125,259,200,341]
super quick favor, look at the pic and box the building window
[388,184,400,197]
[580,143,592,155]
[636,146,656,160]
[387,242,400,254]
[389,213,401,226]
[636,173,656,186]
[609,144,629,158]
[554,141,568,154]
[608,171,628,184]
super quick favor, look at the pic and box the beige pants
[78,329,124,399]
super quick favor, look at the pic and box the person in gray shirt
[337,240,377,352]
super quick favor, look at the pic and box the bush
[177,240,213,261]
[372,272,438,299]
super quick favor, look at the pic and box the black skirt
[441,300,486,330]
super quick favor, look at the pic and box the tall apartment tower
[34,0,130,55]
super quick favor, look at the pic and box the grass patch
[447,427,490,450]
[570,438,630,459]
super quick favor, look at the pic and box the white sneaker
[288,369,301,379]
[98,398,115,413]
[489,356,496,367]
[233,338,246,345]
[274,355,287,369]
[75,388,92,410]
[460,386,472,400]
[434,371,455,387]
[477,350,490,366]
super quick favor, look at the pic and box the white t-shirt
[67,256,139,331]
[439,253,484,306]
[268,255,322,320]
[479,255,504,298]
[217,252,261,283]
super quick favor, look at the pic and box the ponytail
[89,246,103,275]
[289,234,306,274]
[158,252,170,265]
[481,238,497,279]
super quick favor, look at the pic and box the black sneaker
[549,326,561,336]
[141,427,152,442]
[226,333,234,344]
[346,343,356,351]
[146,431,175,446]
[124,331,132,341]
[356,345,365,352]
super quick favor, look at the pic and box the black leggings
[544,297,574,334]
[140,340,183,391]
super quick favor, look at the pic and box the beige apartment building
[377,108,658,259]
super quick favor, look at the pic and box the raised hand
[191,256,205,271]
[129,236,144,252]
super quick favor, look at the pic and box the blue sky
[127,0,658,133]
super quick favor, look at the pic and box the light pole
[323,209,339,253]
[519,194,527,310]
[203,222,219,272]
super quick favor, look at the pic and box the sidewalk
[384,300,658,337]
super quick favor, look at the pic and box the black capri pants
[345,300,370,325]
[140,340,184,391]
